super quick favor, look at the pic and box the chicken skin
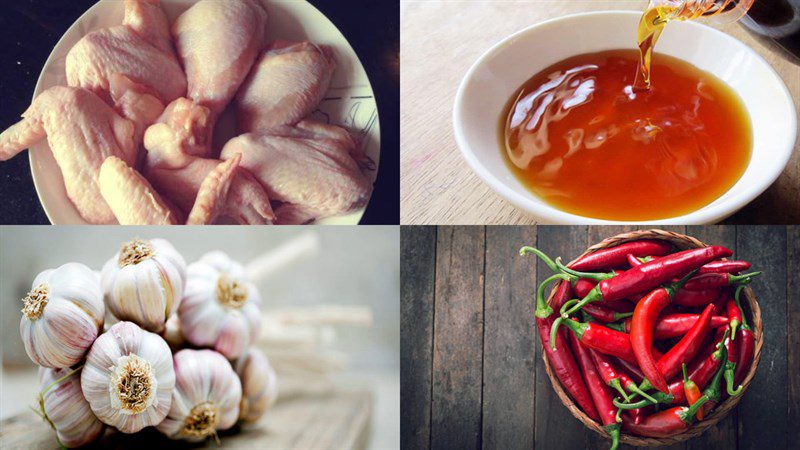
[99,155,179,225]
[236,41,335,132]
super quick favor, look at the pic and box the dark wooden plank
[533,226,590,449]
[785,226,799,447]
[400,226,437,450]
[482,226,537,449]
[684,226,737,450]
[430,226,485,450]
[736,226,787,450]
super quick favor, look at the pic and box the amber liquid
[501,49,752,221]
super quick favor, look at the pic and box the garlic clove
[101,238,186,333]
[158,349,242,441]
[179,252,262,360]
[81,321,175,434]
[19,263,104,368]
[38,366,105,448]
[234,348,278,424]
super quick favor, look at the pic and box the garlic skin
[81,321,175,433]
[179,251,262,359]
[157,349,242,441]
[38,367,105,448]
[20,262,104,368]
[234,348,278,424]
[101,238,186,333]
[162,313,186,352]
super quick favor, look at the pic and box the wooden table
[401,225,798,449]
[400,1,800,224]
[0,389,371,449]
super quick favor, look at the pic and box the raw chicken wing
[0,86,136,224]
[66,0,186,105]
[220,120,372,224]
[172,0,268,129]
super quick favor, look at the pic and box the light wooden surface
[0,389,372,450]
[400,0,800,225]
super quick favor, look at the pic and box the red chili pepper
[558,246,733,317]
[614,357,644,384]
[535,280,600,421]
[733,286,755,385]
[566,326,620,450]
[628,405,653,425]
[582,302,634,323]
[684,271,761,291]
[569,240,673,272]
[611,314,729,340]
[574,278,597,298]
[710,290,729,316]
[630,274,695,393]
[717,323,743,398]
[682,363,704,420]
[698,260,751,274]
[673,288,719,307]
[554,317,639,364]
[652,304,715,383]
[626,253,653,267]
[590,349,631,400]
[727,296,743,340]
[632,257,751,275]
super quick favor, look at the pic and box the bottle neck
[649,0,754,24]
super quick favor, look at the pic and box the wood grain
[431,227,485,449]
[482,226,537,449]
[400,0,800,225]
[401,225,792,449]
[400,226,437,449]
[736,227,788,450]
[0,389,371,450]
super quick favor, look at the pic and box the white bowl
[29,0,380,225]
[453,11,797,225]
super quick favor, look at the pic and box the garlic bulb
[19,262,104,368]
[38,367,105,448]
[179,251,262,359]
[234,348,278,424]
[101,238,186,332]
[158,349,242,441]
[81,321,175,433]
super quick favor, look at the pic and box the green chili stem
[536,273,571,318]
[734,285,751,330]
[609,379,630,402]
[520,247,560,273]
[724,362,743,396]
[555,258,615,282]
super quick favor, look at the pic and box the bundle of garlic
[17,240,284,448]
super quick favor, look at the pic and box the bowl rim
[452,10,798,225]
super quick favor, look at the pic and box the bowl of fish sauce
[453,11,796,224]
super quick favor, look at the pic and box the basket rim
[541,229,764,446]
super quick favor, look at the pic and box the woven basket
[543,229,763,447]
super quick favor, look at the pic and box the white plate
[453,11,797,225]
[29,0,380,225]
